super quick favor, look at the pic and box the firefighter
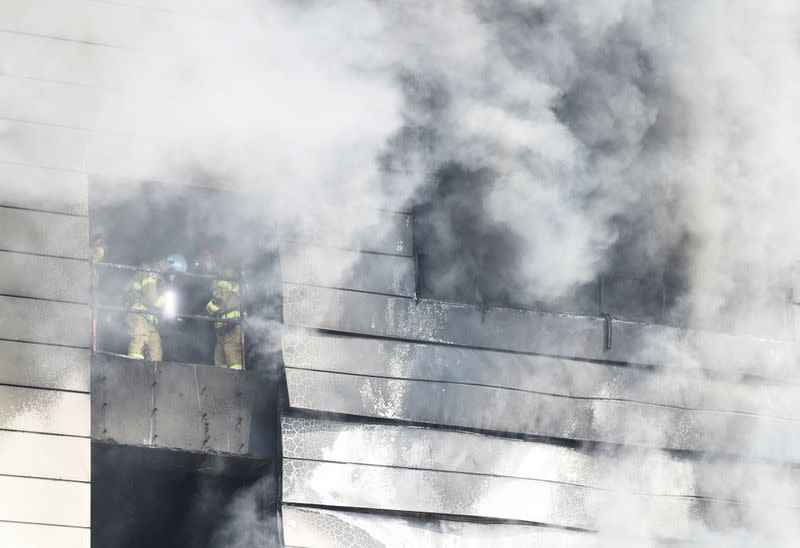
[206,267,242,370]
[89,232,107,263]
[127,254,187,361]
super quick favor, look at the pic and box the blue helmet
[164,254,187,273]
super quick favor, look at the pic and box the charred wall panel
[285,368,800,460]
[282,458,703,538]
[283,330,800,421]
[91,356,156,446]
[281,244,415,297]
[0,251,89,302]
[91,354,264,456]
[282,417,800,508]
[282,284,800,380]
[281,505,597,548]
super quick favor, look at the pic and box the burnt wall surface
[91,353,271,458]
[280,276,800,544]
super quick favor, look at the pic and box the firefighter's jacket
[129,271,165,323]
[206,279,240,329]
[90,243,106,262]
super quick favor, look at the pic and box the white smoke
[5,0,800,545]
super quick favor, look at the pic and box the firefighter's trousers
[127,313,162,361]
[214,324,242,370]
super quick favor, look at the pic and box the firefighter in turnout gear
[206,268,242,370]
[127,254,187,361]
[89,232,107,263]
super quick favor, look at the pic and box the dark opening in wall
[91,443,277,548]
[413,164,690,325]
[88,178,282,370]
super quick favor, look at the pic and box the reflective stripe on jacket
[129,271,165,323]
[206,279,240,329]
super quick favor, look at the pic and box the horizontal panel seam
[0,518,90,530]
[0,337,89,351]
[0,473,89,485]
[0,382,89,395]
[0,204,88,219]
[281,456,766,507]
[0,28,133,51]
[285,366,800,422]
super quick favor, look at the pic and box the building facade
[2,2,800,547]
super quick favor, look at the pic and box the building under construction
[3,2,800,548]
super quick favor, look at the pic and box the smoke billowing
[7,0,800,545]
[97,0,800,335]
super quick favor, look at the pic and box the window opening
[88,179,270,370]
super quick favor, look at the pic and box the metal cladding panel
[280,417,687,497]
[0,476,90,527]
[0,251,89,303]
[0,430,90,481]
[0,296,89,347]
[281,244,415,297]
[153,363,254,453]
[0,32,132,87]
[91,355,257,454]
[0,522,89,548]
[282,459,700,538]
[0,385,90,437]
[151,362,207,451]
[0,74,115,133]
[0,162,88,214]
[0,121,85,172]
[91,357,156,445]
[282,331,800,421]
[285,369,800,461]
[194,364,254,455]
[0,206,88,259]
[0,0,173,52]
[283,210,413,257]
[281,417,800,507]
[282,285,800,380]
[281,505,597,548]
[0,340,89,392]
[0,120,138,177]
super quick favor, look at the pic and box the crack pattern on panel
[285,367,800,461]
[282,505,601,548]
[282,284,800,380]
[283,330,800,421]
[281,417,800,507]
[283,505,382,548]
[282,458,707,538]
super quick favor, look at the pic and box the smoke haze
[6,0,800,545]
